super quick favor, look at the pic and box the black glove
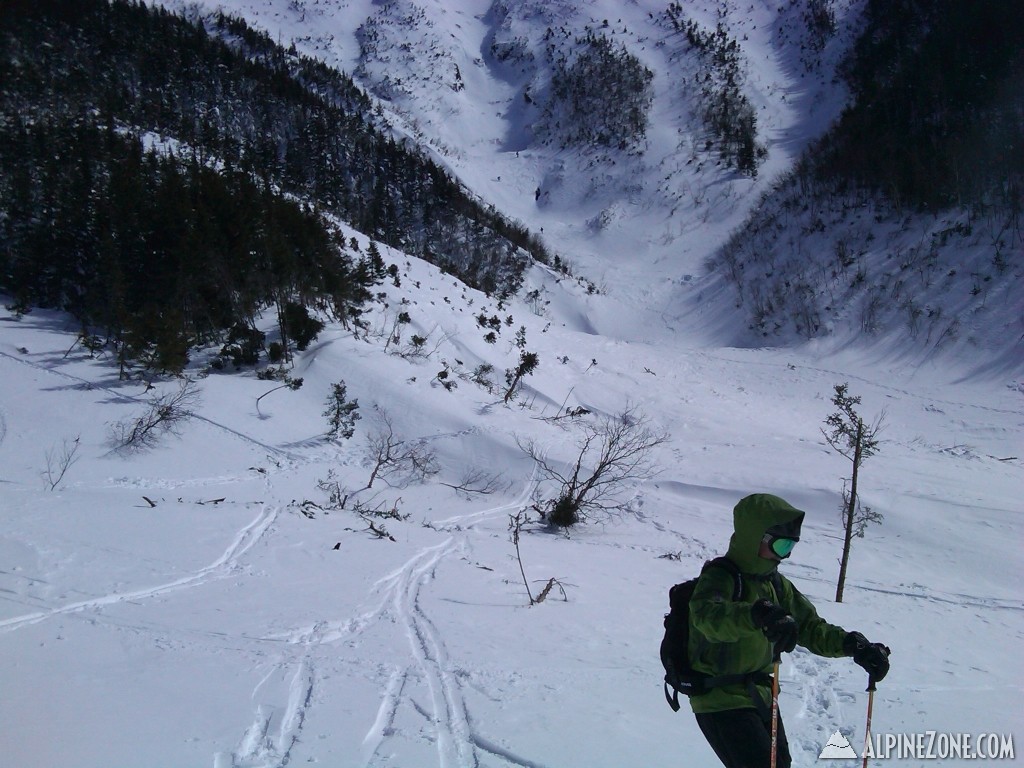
[844,631,891,682]
[751,599,798,654]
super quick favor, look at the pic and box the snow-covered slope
[2,229,1021,766]
[1,1,1022,767]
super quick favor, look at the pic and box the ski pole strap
[664,680,681,712]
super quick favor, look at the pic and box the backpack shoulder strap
[701,556,743,601]
[700,557,788,606]
[769,569,785,606]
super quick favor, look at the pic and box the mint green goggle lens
[770,537,797,558]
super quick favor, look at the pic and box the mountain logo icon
[819,730,858,759]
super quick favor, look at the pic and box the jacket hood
[726,494,805,575]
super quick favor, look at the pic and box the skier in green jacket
[689,493,890,768]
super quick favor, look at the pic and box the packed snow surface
[2,0,1022,766]
[2,250,1020,766]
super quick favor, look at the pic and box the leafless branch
[364,408,440,489]
[440,466,505,497]
[519,405,669,526]
[109,379,200,451]
[534,577,569,603]
[43,435,81,490]
[509,509,535,604]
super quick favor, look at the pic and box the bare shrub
[308,471,408,540]
[109,379,200,451]
[519,406,669,527]
[364,408,440,489]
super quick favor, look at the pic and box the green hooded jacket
[687,494,849,714]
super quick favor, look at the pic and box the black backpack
[660,556,782,712]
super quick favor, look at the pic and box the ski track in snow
[211,466,543,768]
[222,655,316,768]
[781,570,1024,613]
[0,347,305,462]
[385,536,477,768]
[0,503,280,634]
[698,350,1022,417]
[786,651,855,765]
[358,466,545,768]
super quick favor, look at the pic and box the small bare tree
[255,374,303,416]
[519,406,669,527]
[109,379,200,451]
[508,510,568,605]
[43,435,81,490]
[822,382,885,603]
[364,408,440,489]
[509,509,536,604]
[381,310,411,352]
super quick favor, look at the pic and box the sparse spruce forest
[665,2,767,175]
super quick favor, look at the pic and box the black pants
[695,708,792,768]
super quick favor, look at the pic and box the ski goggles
[763,534,797,558]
